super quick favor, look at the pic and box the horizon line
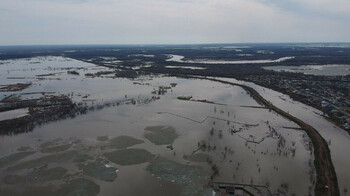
[1,41,350,47]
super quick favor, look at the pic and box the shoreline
[244,79,350,135]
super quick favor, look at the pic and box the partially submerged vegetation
[204,77,340,196]
[0,94,77,135]
[183,153,212,163]
[0,49,347,195]
[0,83,31,92]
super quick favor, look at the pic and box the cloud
[0,8,12,12]
[0,0,349,45]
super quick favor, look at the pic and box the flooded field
[166,54,295,64]
[214,77,350,195]
[263,64,350,76]
[0,56,324,195]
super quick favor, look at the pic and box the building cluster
[245,74,350,130]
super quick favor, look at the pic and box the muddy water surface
[0,57,316,196]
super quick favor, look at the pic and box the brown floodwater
[0,57,318,196]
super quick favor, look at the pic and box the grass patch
[104,148,154,166]
[0,185,56,196]
[0,151,35,169]
[109,135,144,149]
[144,125,178,145]
[40,144,71,153]
[56,178,100,196]
[82,161,117,182]
[4,167,67,185]
[96,136,109,142]
[73,154,93,163]
[7,150,77,172]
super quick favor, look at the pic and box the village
[244,73,350,132]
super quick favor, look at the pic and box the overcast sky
[0,0,350,45]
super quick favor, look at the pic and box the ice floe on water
[0,108,28,121]
[165,65,206,70]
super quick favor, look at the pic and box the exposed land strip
[177,98,267,109]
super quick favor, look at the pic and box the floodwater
[214,77,350,195]
[264,64,350,76]
[166,54,295,64]
[0,56,321,196]
[0,56,151,104]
